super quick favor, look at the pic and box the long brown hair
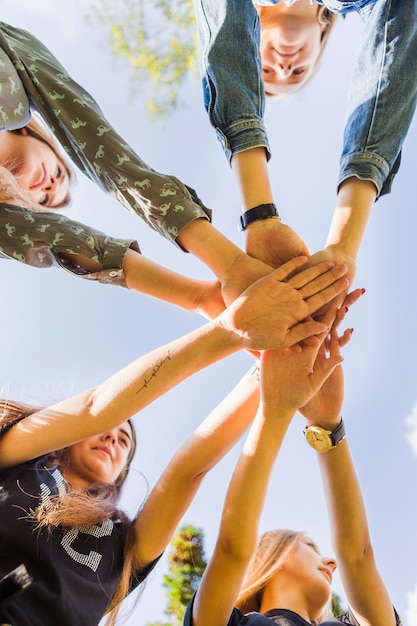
[0,399,140,626]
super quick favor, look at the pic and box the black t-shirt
[0,456,151,626]
[184,596,403,626]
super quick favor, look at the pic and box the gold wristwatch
[303,418,346,453]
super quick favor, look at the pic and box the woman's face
[280,536,337,608]
[1,131,70,209]
[65,422,134,490]
[257,2,324,95]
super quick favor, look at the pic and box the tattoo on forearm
[135,353,172,394]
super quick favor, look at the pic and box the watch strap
[329,418,346,447]
[239,203,280,231]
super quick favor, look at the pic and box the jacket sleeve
[0,21,211,246]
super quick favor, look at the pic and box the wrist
[240,203,280,232]
[303,418,345,453]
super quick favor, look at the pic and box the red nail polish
[361,288,366,294]
[344,306,349,313]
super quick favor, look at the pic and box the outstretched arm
[132,367,260,567]
[299,332,397,626]
[190,313,344,626]
[0,258,348,469]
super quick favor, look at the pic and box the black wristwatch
[303,418,346,453]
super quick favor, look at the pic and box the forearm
[0,320,242,468]
[316,439,370,559]
[325,178,376,260]
[316,439,396,625]
[231,148,274,210]
[220,404,293,559]
[123,247,223,316]
[133,370,261,563]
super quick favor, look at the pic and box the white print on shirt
[61,520,114,572]
[39,467,114,572]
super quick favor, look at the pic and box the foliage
[147,525,207,626]
[331,591,345,617]
[87,0,198,120]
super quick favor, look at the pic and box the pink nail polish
[361,288,366,294]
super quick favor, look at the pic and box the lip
[320,568,332,583]
[278,51,297,58]
[94,446,112,459]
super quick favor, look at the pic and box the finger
[296,265,348,299]
[282,320,329,348]
[341,287,365,309]
[285,261,338,290]
[338,327,354,348]
[316,304,339,331]
[271,256,310,282]
[304,277,350,315]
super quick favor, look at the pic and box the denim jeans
[195,0,417,197]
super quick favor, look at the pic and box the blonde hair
[8,113,75,208]
[236,529,304,613]
[0,165,33,207]
[236,529,334,624]
[0,399,140,626]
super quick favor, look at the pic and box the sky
[1,2,417,625]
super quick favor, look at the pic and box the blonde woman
[185,327,400,626]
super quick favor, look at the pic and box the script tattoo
[136,353,171,394]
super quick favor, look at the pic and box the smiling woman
[0,119,72,209]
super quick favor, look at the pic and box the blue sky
[2,2,417,625]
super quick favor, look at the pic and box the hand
[193,280,226,320]
[299,330,348,428]
[219,256,349,350]
[302,244,357,312]
[219,250,275,306]
[245,218,310,268]
[259,307,344,412]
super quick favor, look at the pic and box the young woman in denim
[184,326,402,626]
[195,0,417,305]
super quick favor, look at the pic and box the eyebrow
[119,427,133,444]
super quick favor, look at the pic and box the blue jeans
[195,0,417,197]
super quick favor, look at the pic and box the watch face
[305,427,332,452]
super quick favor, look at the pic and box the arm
[190,324,344,626]
[194,0,308,267]
[299,332,397,626]
[314,2,417,284]
[0,202,225,316]
[0,258,348,468]
[132,368,260,566]
[0,22,211,247]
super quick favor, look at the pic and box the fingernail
[361,288,366,294]
[344,306,349,313]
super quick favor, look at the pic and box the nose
[102,431,117,444]
[323,556,337,572]
[277,57,293,78]
[42,175,57,192]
